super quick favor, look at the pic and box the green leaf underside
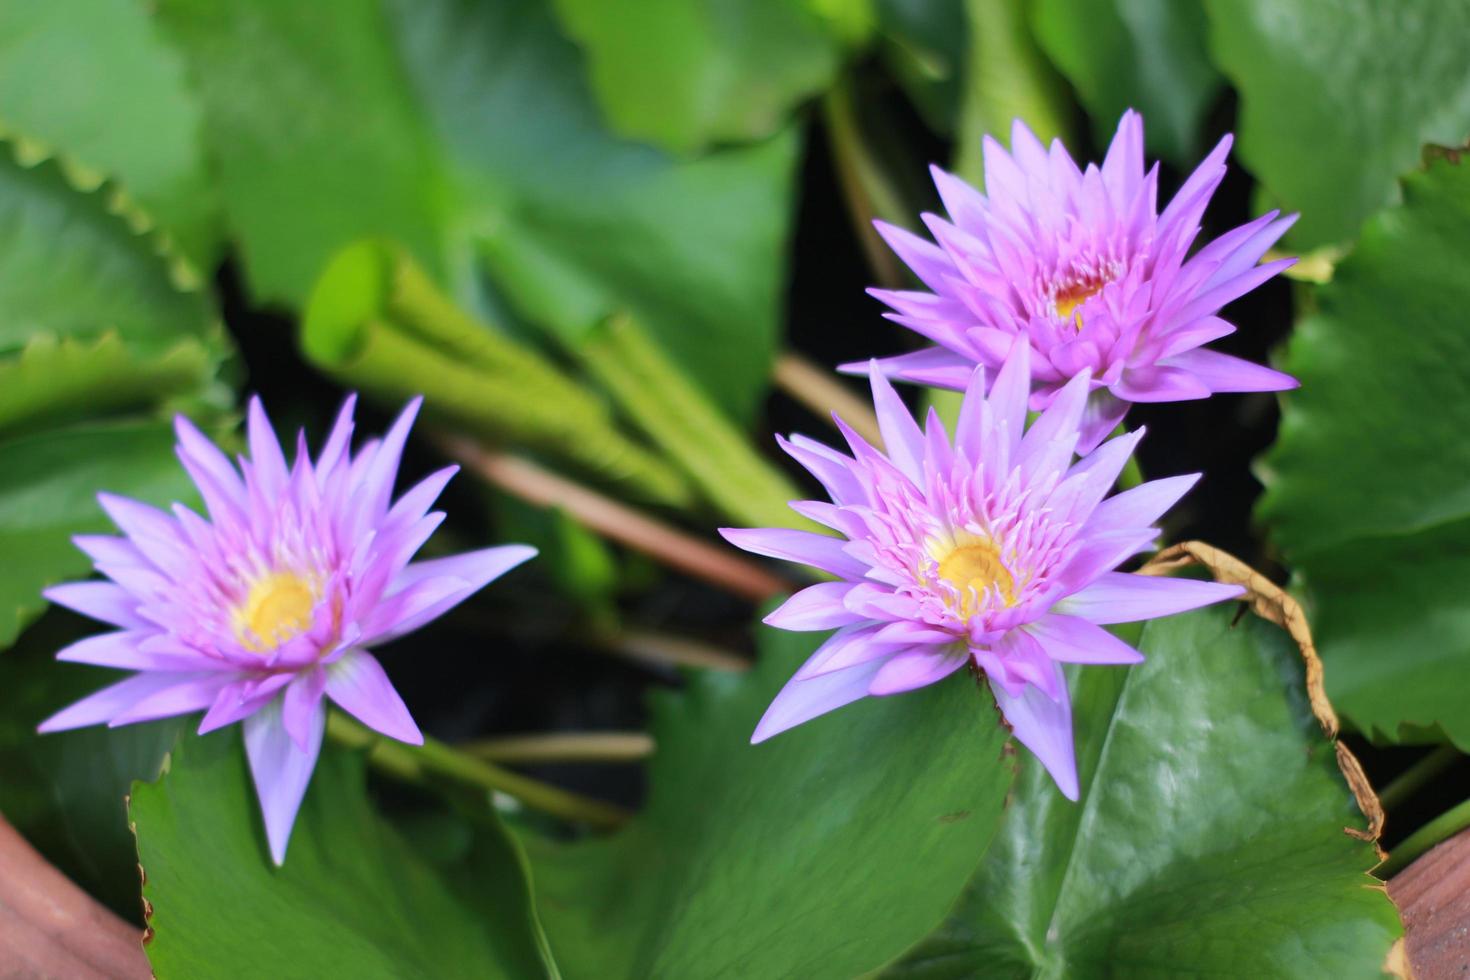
[130,729,552,979]
[1259,154,1470,748]
[0,149,219,357]
[157,0,799,421]
[1207,0,1470,247]
[887,607,1399,979]
[550,0,841,153]
[1031,0,1221,163]
[0,616,184,919]
[0,420,201,648]
[527,626,1016,979]
[0,0,220,265]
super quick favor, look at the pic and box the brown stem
[439,435,789,603]
[459,732,655,764]
[590,627,750,672]
[773,351,884,446]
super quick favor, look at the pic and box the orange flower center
[1053,278,1108,328]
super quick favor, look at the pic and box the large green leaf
[0,420,201,647]
[159,0,800,421]
[0,0,220,266]
[1258,153,1470,747]
[887,607,1400,978]
[1207,0,1470,247]
[0,614,183,919]
[0,148,220,356]
[130,729,554,979]
[1031,0,1221,163]
[550,0,843,153]
[528,625,1016,978]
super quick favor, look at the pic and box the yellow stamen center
[937,542,1017,609]
[235,572,316,652]
[1053,280,1107,328]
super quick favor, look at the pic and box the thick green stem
[579,313,812,531]
[1380,793,1470,878]
[1379,744,1462,812]
[325,712,629,829]
[822,78,910,289]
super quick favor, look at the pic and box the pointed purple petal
[1164,349,1298,393]
[868,646,968,695]
[325,650,422,745]
[868,365,926,485]
[1056,572,1244,624]
[244,695,325,865]
[43,582,146,629]
[365,544,537,644]
[763,582,862,631]
[718,527,865,579]
[989,663,1079,800]
[751,657,886,743]
[1088,474,1199,535]
[39,672,205,733]
[1026,614,1145,664]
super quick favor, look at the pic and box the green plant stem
[325,711,629,829]
[822,77,910,289]
[1379,794,1470,878]
[1379,744,1461,812]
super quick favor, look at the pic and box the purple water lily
[847,110,1298,452]
[723,342,1241,798]
[39,396,535,863]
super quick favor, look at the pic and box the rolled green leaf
[302,240,692,508]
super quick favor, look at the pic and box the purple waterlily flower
[845,110,1298,453]
[722,342,1242,798]
[38,395,535,863]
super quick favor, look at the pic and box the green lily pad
[550,0,843,153]
[887,606,1400,977]
[0,0,220,266]
[157,0,799,421]
[527,625,1016,978]
[1207,0,1470,246]
[130,729,554,979]
[1032,0,1221,163]
[0,149,219,356]
[1259,152,1470,748]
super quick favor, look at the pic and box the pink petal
[1026,614,1145,664]
[366,544,537,643]
[1057,572,1244,624]
[1088,474,1199,536]
[245,695,325,866]
[989,663,1079,800]
[763,582,862,631]
[718,527,865,579]
[282,668,327,752]
[38,672,211,733]
[867,646,968,695]
[868,367,926,485]
[325,650,422,745]
[43,582,147,629]
[1163,348,1298,393]
[751,656,886,743]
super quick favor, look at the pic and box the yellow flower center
[936,542,1017,609]
[235,572,317,652]
[1053,279,1107,328]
